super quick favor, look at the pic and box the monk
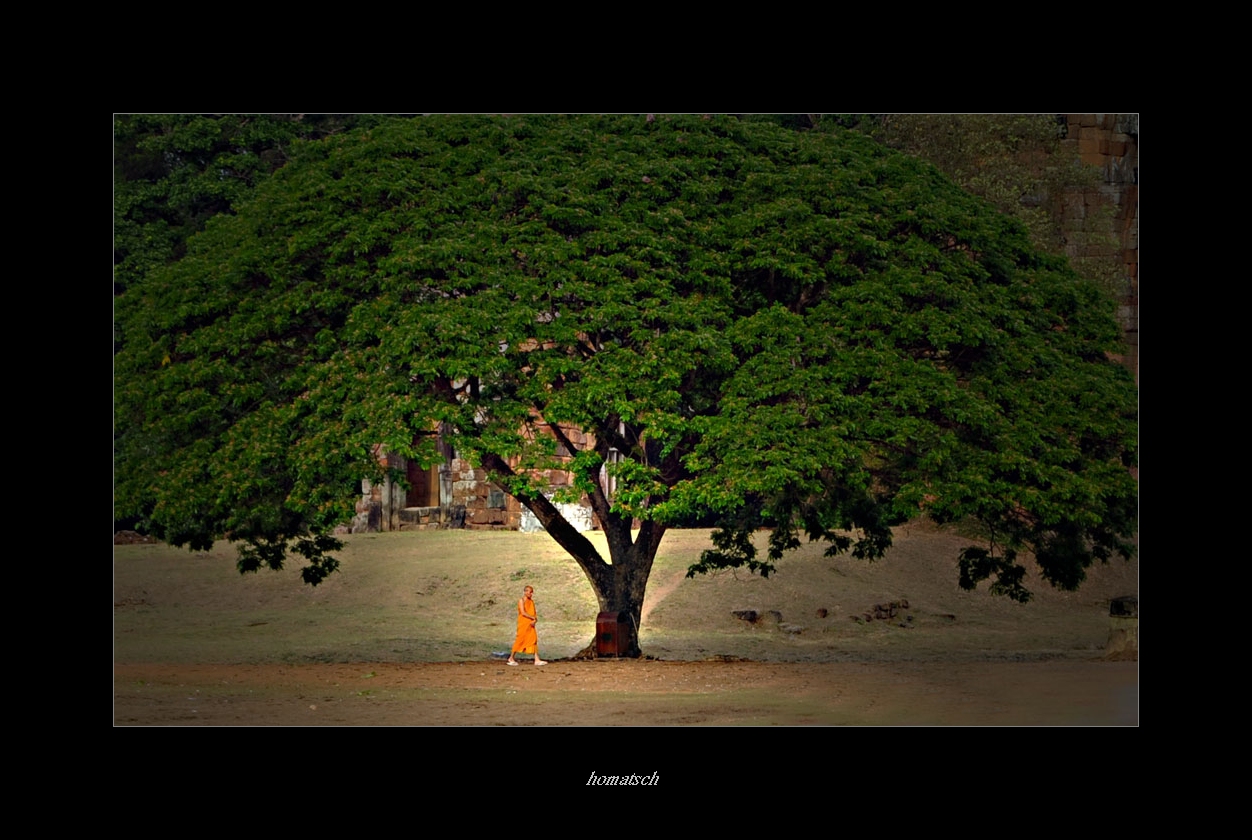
[507,585,547,666]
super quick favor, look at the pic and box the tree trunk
[482,454,667,659]
[576,517,666,658]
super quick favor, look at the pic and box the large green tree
[114,115,1137,656]
[114,114,376,296]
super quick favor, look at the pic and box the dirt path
[114,659,1138,726]
[639,564,687,625]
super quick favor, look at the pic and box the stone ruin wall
[1061,113,1138,380]
[348,425,598,533]
[450,424,596,530]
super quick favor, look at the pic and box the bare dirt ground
[114,524,1138,726]
[113,659,1137,726]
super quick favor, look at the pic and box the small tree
[114,115,1137,656]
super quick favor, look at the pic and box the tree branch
[479,453,610,586]
[549,420,618,536]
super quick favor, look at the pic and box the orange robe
[512,596,538,655]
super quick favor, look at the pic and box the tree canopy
[114,115,1138,653]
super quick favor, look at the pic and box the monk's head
[524,586,534,598]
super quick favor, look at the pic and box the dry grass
[114,521,1138,666]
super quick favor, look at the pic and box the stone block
[482,508,505,524]
[399,506,442,526]
[1109,595,1138,617]
[1097,182,1121,202]
[1063,194,1087,217]
[1078,135,1103,155]
[1105,616,1138,660]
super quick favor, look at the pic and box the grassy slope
[114,522,1138,665]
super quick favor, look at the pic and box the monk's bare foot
[535,659,548,666]
[506,660,517,666]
